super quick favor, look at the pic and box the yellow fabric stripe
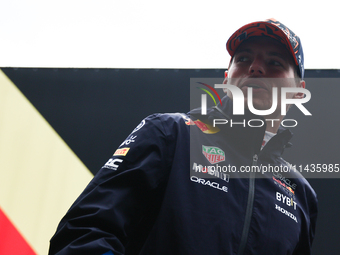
[0,70,93,255]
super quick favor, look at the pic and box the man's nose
[249,57,265,76]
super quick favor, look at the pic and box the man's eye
[270,60,283,66]
[237,56,249,62]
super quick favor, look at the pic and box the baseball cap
[226,18,304,78]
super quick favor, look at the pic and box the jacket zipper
[237,154,258,255]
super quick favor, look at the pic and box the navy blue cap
[227,18,304,78]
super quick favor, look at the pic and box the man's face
[224,36,305,116]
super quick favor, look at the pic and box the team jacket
[49,95,318,255]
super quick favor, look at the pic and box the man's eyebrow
[268,51,288,60]
[234,49,253,55]
[235,49,288,58]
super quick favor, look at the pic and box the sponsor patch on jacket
[184,116,219,134]
[275,204,298,223]
[120,135,137,147]
[272,172,297,198]
[194,119,220,134]
[276,192,297,210]
[273,176,295,195]
[131,119,145,134]
[202,145,225,164]
[104,158,123,170]
[113,148,130,156]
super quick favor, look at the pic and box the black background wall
[2,68,339,254]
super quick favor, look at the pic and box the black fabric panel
[1,68,224,173]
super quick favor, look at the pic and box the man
[49,19,317,255]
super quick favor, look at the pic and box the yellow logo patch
[113,147,130,156]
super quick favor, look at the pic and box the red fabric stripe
[0,207,36,255]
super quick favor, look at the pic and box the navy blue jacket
[49,96,317,255]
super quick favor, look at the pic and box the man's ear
[294,80,306,99]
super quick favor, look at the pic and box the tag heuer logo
[202,145,225,164]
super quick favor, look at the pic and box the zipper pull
[252,154,258,166]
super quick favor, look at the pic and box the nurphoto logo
[198,80,311,128]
